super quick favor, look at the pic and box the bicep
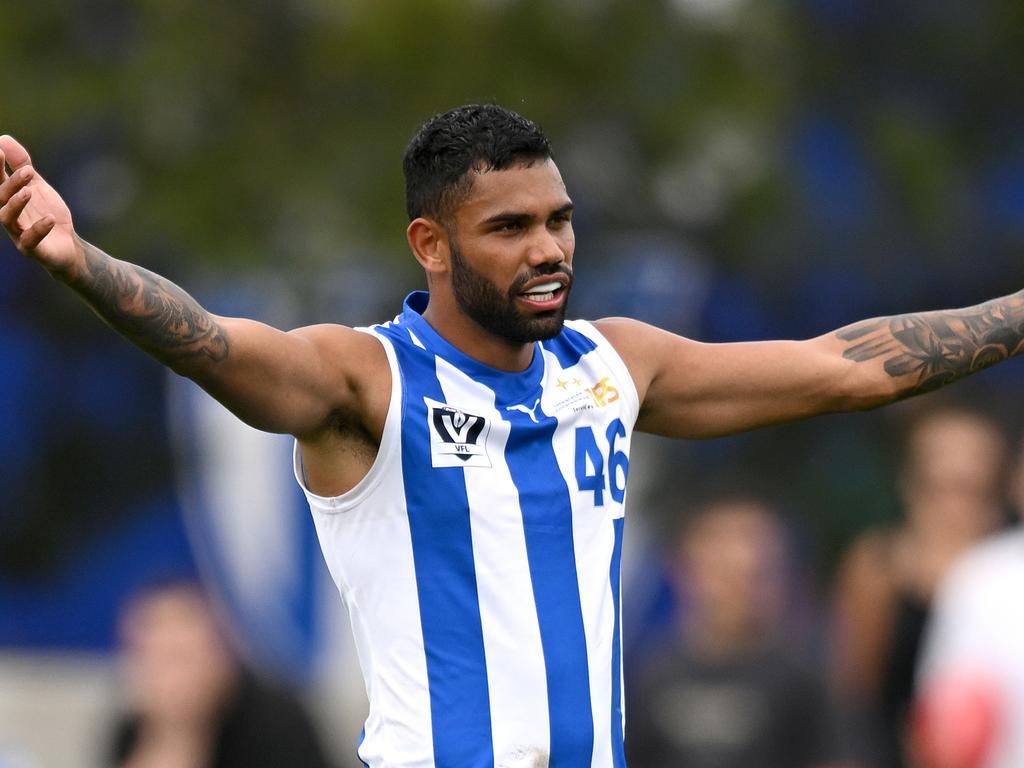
[599,318,873,438]
[190,317,378,437]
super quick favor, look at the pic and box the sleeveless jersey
[294,292,639,768]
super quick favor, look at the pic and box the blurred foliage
[1,0,792,268]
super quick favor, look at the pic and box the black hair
[403,104,553,222]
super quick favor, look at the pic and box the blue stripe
[357,727,369,768]
[541,324,597,370]
[610,517,626,768]
[503,405,594,767]
[384,326,494,768]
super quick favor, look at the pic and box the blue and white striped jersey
[295,291,639,768]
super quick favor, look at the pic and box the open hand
[0,135,80,275]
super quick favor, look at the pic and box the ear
[406,217,450,276]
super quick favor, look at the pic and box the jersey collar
[399,291,546,405]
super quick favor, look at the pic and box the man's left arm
[597,290,1024,439]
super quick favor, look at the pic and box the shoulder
[592,316,703,365]
[288,321,386,353]
[835,526,900,600]
[288,322,389,375]
[592,316,665,347]
[287,322,392,439]
[842,526,897,571]
[591,316,698,400]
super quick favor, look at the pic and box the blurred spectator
[626,493,836,768]
[831,406,1009,767]
[106,578,335,768]
[910,435,1024,768]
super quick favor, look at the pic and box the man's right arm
[0,134,381,439]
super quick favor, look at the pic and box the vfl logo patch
[425,397,491,468]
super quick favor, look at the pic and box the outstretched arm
[834,297,1024,392]
[0,135,384,438]
[598,292,1024,439]
[68,238,230,369]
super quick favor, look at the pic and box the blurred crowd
[4,0,1024,767]
[623,402,1024,768]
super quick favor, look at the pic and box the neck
[421,293,537,372]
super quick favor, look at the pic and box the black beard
[449,241,572,344]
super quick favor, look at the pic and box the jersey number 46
[574,419,629,507]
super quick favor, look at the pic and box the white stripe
[298,334,435,767]
[434,356,551,763]
[408,329,426,349]
[541,346,621,768]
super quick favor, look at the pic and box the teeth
[523,281,561,295]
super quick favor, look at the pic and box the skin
[118,586,238,768]
[673,500,787,659]
[4,135,1024,497]
[832,410,1007,700]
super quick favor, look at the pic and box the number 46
[574,419,629,506]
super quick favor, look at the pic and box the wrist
[49,233,92,285]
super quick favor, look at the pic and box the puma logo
[506,398,541,423]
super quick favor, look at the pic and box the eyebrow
[480,202,575,227]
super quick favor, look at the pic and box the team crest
[425,398,491,468]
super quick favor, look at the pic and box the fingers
[0,165,34,210]
[0,135,32,172]
[18,215,55,250]
[0,183,32,230]
[0,168,38,244]
[0,182,56,250]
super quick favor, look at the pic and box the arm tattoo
[72,238,229,367]
[837,291,1024,395]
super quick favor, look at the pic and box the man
[109,578,336,768]
[2,104,1023,768]
[627,492,836,768]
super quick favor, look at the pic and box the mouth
[518,279,568,310]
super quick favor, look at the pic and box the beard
[449,240,573,344]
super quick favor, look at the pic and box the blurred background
[3,1,1024,766]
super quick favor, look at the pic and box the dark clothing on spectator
[877,594,930,768]
[626,642,833,768]
[109,669,335,768]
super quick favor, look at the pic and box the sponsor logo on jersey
[586,377,620,407]
[425,398,492,468]
[551,373,620,414]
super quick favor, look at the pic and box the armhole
[567,319,641,427]
[292,328,402,513]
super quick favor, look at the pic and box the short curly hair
[403,104,553,222]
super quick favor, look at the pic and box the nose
[527,226,569,268]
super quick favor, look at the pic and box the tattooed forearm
[837,291,1024,396]
[69,237,229,368]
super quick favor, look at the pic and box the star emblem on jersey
[425,398,492,468]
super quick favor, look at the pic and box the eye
[494,220,524,233]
